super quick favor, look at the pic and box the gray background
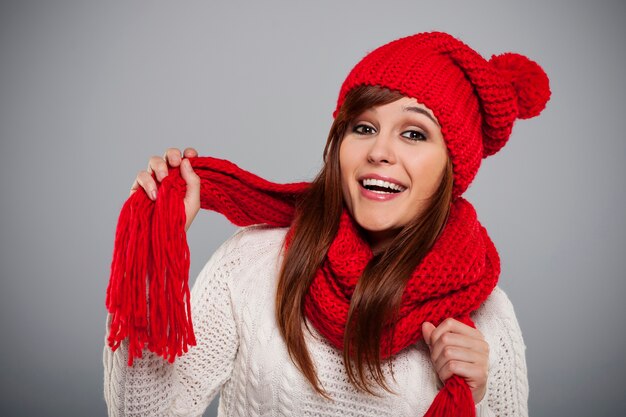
[1,1,625,416]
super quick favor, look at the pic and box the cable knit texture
[104,226,529,417]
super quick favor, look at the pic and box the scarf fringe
[106,157,307,364]
[424,376,476,417]
[106,171,193,364]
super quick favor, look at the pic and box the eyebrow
[402,106,440,127]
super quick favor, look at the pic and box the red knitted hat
[333,31,551,197]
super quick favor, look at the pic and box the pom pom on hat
[489,53,551,119]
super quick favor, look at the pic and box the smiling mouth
[361,178,407,194]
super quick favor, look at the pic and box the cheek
[339,140,352,179]
[338,146,350,198]
[338,140,356,209]
[409,151,448,191]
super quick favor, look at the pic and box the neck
[365,228,400,255]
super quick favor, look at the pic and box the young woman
[104,31,550,416]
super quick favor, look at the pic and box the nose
[367,132,396,165]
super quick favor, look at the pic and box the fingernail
[151,190,157,200]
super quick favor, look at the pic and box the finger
[422,322,436,346]
[164,148,183,167]
[180,158,200,198]
[129,179,139,197]
[147,156,169,182]
[432,345,486,373]
[436,359,488,385]
[430,332,489,362]
[183,147,198,158]
[429,318,484,347]
[131,170,158,200]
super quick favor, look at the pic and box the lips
[358,174,407,197]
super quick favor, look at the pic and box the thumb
[422,322,436,347]
[180,158,201,230]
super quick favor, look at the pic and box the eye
[401,130,427,141]
[353,124,377,135]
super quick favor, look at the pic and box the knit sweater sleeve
[103,232,242,417]
[473,287,529,417]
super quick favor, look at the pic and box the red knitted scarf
[106,156,499,417]
[306,202,498,358]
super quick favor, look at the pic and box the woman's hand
[422,318,489,404]
[130,147,201,232]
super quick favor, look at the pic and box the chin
[354,214,399,234]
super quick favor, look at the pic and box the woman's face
[339,96,448,250]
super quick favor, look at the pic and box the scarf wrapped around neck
[106,156,499,417]
[306,202,498,358]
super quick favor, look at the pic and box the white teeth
[361,178,406,193]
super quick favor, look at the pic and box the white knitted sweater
[103,226,529,417]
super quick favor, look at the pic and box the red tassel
[424,375,476,417]
[106,169,193,365]
[106,157,309,365]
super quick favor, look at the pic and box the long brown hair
[275,85,454,396]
